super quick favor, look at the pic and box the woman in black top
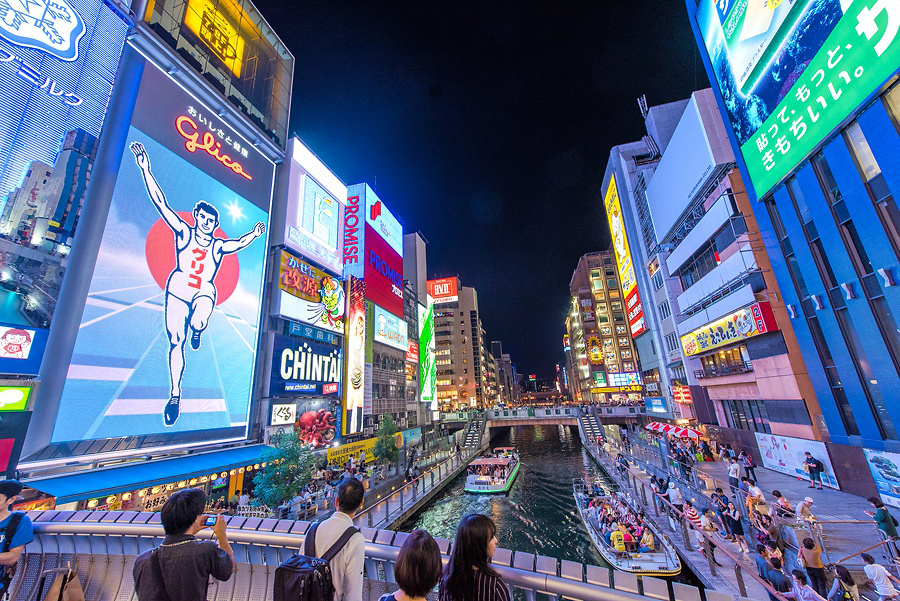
[380,529,442,601]
[440,514,510,601]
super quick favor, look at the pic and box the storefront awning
[25,445,269,504]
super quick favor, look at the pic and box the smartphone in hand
[205,515,218,526]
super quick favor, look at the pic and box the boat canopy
[470,458,512,466]
[494,447,515,451]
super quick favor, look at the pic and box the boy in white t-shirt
[863,553,900,600]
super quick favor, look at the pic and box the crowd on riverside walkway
[599,426,900,601]
[127,477,512,601]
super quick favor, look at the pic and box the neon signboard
[604,175,646,337]
[428,277,459,304]
[175,115,252,180]
[274,250,344,334]
[344,277,366,434]
[373,303,408,351]
[681,301,778,357]
[418,297,437,410]
[183,0,245,77]
[271,334,342,397]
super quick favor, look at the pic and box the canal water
[399,424,608,567]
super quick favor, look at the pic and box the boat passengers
[586,490,655,553]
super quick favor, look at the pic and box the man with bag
[306,478,365,601]
[133,489,235,601]
[0,479,32,597]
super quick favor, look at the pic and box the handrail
[26,519,658,601]
[832,538,898,565]
[588,439,789,601]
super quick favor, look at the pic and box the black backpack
[0,513,24,596]
[274,522,359,601]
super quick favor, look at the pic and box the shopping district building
[0,0,521,511]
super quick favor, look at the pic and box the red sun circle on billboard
[145,212,240,306]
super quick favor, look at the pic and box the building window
[605,268,615,277]
[607,279,617,289]
[844,122,882,182]
[722,399,772,434]
[652,271,664,290]
[665,333,679,353]
[613,314,625,323]
[658,300,671,320]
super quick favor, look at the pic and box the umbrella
[645,422,662,431]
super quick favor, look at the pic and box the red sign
[673,386,693,404]
[428,277,459,303]
[364,223,403,317]
[322,383,339,395]
[407,341,419,363]
[626,287,646,337]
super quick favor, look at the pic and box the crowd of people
[134,479,513,601]
[583,487,656,554]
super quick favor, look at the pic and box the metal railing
[12,510,720,601]
[693,362,753,379]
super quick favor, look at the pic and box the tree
[372,415,400,467]
[252,432,317,509]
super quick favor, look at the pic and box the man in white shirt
[310,478,365,601]
[727,459,741,492]
[666,482,684,514]
[238,490,249,506]
[863,552,900,600]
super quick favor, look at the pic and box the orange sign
[428,277,459,303]
[183,0,246,77]
[673,386,693,404]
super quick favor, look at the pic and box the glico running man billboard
[418,296,437,410]
[53,58,274,443]
[604,175,646,338]
[0,0,130,374]
[694,0,900,198]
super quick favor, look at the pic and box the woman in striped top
[440,514,510,601]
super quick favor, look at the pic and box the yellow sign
[590,385,643,394]
[326,432,404,466]
[604,175,645,336]
[184,0,245,77]
[680,302,777,357]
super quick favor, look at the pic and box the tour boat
[573,478,681,576]
[464,448,520,493]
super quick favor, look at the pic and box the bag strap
[322,527,359,563]
[150,549,174,601]
[304,522,319,557]
[2,513,23,553]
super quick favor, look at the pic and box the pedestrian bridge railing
[486,406,580,421]
[14,510,735,601]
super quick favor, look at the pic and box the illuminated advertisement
[428,277,459,304]
[645,397,667,414]
[608,372,642,387]
[53,59,274,443]
[0,324,48,377]
[0,0,128,373]
[592,371,607,386]
[673,386,694,404]
[327,431,403,466]
[406,341,419,363]
[373,303,408,351]
[0,386,31,412]
[563,335,571,352]
[282,138,346,274]
[587,336,602,364]
[694,0,900,197]
[183,0,245,77]
[364,223,404,316]
[681,301,778,357]
[864,449,900,509]
[273,250,345,334]
[270,333,342,397]
[418,297,437,410]
[343,277,366,435]
[292,399,340,448]
[365,186,403,256]
[287,321,341,347]
[604,175,646,337]
[270,403,296,426]
[756,432,839,489]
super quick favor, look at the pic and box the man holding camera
[133,489,235,600]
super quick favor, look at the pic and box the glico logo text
[343,195,361,265]
[369,250,402,288]
[176,116,252,180]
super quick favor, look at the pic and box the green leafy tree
[252,432,317,509]
[372,416,400,467]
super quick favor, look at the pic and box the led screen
[418,297,437,410]
[0,323,48,377]
[53,59,273,443]
[283,138,346,274]
[695,0,900,197]
[0,0,129,373]
[274,250,345,334]
[364,223,404,317]
[270,333,342,397]
[365,189,403,256]
[372,303,408,351]
[604,175,645,337]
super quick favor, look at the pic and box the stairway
[580,409,604,445]
[462,417,484,448]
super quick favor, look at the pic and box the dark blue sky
[253,1,708,379]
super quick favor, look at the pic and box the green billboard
[696,0,900,198]
[418,296,437,410]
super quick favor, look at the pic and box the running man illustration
[130,141,265,426]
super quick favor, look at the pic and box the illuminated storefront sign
[428,277,459,304]
[694,0,900,198]
[645,397,667,414]
[608,372,642,387]
[183,0,245,76]
[270,403,296,426]
[604,175,645,337]
[365,224,404,316]
[406,341,419,363]
[680,301,778,357]
[563,335,571,352]
[327,431,403,466]
[343,277,366,435]
[274,250,345,334]
[0,386,31,412]
[373,303,408,351]
[280,138,346,274]
[587,336,602,364]
[673,386,693,404]
[366,194,403,255]
[592,371,607,386]
[286,321,341,347]
[271,334,342,397]
[591,385,643,394]
[418,297,437,410]
[175,116,251,180]
[53,58,273,444]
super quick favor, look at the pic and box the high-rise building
[404,231,429,428]
[688,0,900,495]
[564,251,642,404]
[429,278,494,410]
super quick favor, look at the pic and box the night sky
[252,1,708,379]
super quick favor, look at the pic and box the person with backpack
[133,488,235,601]
[866,497,899,541]
[804,452,825,490]
[740,450,758,481]
[306,478,365,601]
[827,565,860,601]
[0,480,32,597]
